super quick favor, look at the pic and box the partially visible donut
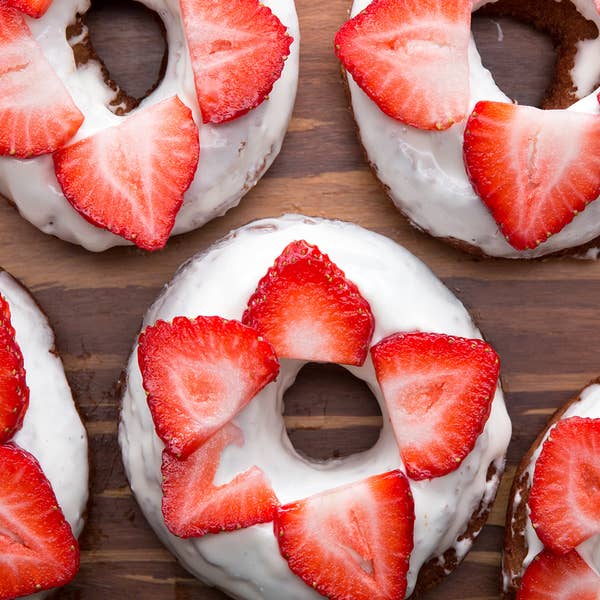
[335,0,600,258]
[0,269,88,600]
[503,379,600,597]
[0,0,299,251]
[120,214,512,599]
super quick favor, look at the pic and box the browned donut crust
[342,0,600,260]
[410,462,503,597]
[502,377,600,598]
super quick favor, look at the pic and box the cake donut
[503,379,600,597]
[335,0,600,259]
[0,0,299,252]
[0,269,88,599]
[119,214,512,599]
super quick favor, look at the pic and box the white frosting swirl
[348,0,600,258]
[119,215,512,599]
[0,0,299,251]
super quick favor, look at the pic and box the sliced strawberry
[243,240,374,366]
[162,422,279,537]
[371,332,499,480]
[529,417,600,553]
[0,295,28,443]
[464,101,600,251]
[335,0,471,130]
[275,470,414,600]
[180,0,293,124]
[138,316,279,458]
[517,550,600,600]
[53,96,199,251]
[0,5,83,157]
[0,444,79,600]
[5,0,53,18]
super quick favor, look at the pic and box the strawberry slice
[243,240,374,366]
[275,470,414,600]
[371,332,499,480]
[138,316,279,458]
[0,444,79,600]
[162,423,279,537]
[0,295,29,444]
[464,101,600,251]
[335,0,471,130]
[0,5,83,157]
[517,550,600,599]
[53,96,199,251]
[529,417,600,554]
[180,0,293,124]
[5,0,53,18]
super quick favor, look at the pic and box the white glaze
[517,382,600,581]
[119,215,512,599]
[0,0,299,252]
[0,271,89,600]
[348,0,600,258]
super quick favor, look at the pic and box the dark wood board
[1,2,599,598]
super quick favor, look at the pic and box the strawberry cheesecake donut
[0,270,88,599]
[335,0,600,258]
[0,0,298,252]
[120,214,512,599]
[503,379,600,598]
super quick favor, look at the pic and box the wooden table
[3,2,598,598]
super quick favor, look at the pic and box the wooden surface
[2,2,599,598]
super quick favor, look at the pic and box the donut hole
[283,364,383,461]
[472,0,599,108]
[73,0,167,114]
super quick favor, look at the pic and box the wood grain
[1,1,598,598]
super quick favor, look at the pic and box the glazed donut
[120,215,512,599]
[503,379,600,597]
[0,270,88,600]
[0,0,298,251]
[335,0,600,258]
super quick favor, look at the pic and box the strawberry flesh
[243,240,374,366]
[529,417,600,553]
[180,0,293,124]
[0,4,83,157]
[162,423,279,537]
[335,0,472,130]
[138,315,279,459]
[0,295,29,444]
[53,96,199,251]
[464,101,600,251]
[371,332,500,480]
[0,444,79,600]
[517,550,600,600]
[275,470,414,600]
[5,0,53,18]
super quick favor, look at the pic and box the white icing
[0,271,89,600]
[519,383,600,579]
[119,215,512,599]
[348,0,600,258]
[0,0,299,252]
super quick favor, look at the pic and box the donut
[119,214,512,599]
[0,269,88,599]
[0,0,299,251]
[503,379,600,597]
[334,0,600,259]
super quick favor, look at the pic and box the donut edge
[501,376,600,598]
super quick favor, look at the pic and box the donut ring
[120,215,512,599]
[336,0,600,259]
[0,269,88,599]
[0,0,299,252]
[503,378,600,597]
